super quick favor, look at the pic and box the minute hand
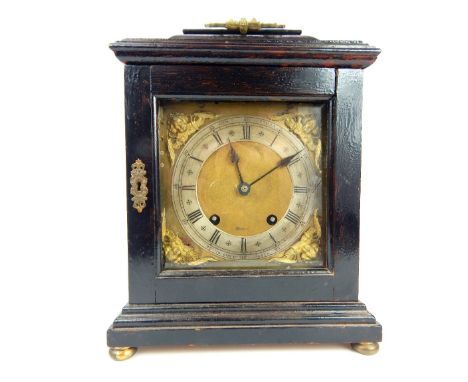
[249,150,302,187]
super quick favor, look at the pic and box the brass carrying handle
[205,18,285,35]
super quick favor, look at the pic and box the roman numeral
[294,186,308,193]
[212,131,223,145]
[285,210,301,225]
[269,233,277,245]
[240,238,247,253]
[209,229,221,245]
[181,185,196,191]
[187,209,203,224]
[242,124,251,140]
[189,155,203,163]
[270,132,279,146]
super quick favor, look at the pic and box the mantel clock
[107,19,381,360]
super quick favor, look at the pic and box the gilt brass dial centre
[197,141,293,237]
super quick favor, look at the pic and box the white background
[1,0,467,380]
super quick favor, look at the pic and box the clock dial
[172,115,320,260]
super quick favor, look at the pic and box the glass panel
[157,100,325,270]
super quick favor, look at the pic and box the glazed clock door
[159,101,324,269]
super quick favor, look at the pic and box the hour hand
[229,140,240,164]
[228,140,244,184]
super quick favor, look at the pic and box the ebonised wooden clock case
[107,25,381,360]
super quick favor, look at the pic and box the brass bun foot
[351,342,379,355]
[109,346,137,361]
